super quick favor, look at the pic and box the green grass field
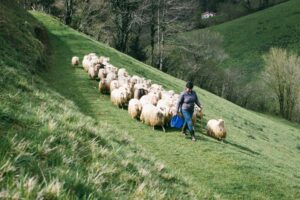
[1,1,300,198]
[0,2,196,199]
[206,0,300,78]
[31,10,300,199]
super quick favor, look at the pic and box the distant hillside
[164,0,300,114]
[208,0,300,76]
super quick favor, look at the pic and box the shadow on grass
[223,140,260,156]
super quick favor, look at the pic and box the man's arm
[176,93,184,113]
[195,92,202,108]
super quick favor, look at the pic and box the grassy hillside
[0,2,196,199]
[29,8,300,200]
[208,0,300,77]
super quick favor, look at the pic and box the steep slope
[208,0,300,76]
[31,9,300,200]
[0,2,196,199]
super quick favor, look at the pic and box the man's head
[186,81,193,92]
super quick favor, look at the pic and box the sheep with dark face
[134,88,148,100]
[98,68,107,80]
[71,56,79,66]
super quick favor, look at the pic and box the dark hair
[186,81,193,89]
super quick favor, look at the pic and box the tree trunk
[156,0,161,68]
[64,0,73,25]
[150,0,156,66]
[159,0,165,71]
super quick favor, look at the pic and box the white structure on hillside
[201,11,216,19]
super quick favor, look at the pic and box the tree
[64,0,74,25]
[165,29,227,94]
[155,0,198,71]
[263,48,300,120]
[109,0,142,53]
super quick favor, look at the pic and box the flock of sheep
[71,54,226,140]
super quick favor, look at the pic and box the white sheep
[82,53,99,72]
[99,79,110,94]
[71,56,79,66]
[106,72,117,81]
[118,68,129,77]
[128,99,142,119]
[207,119,226,140]
[140,104,166,132]
[111,89,127,109]
[88,64,101,79]
[110,80,120,93]
[140,94,159,107]
[192,106,204,125]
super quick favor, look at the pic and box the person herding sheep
[176,81,202,141]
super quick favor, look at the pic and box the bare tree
[155,0,198,71]
[263,48,300,120]
[109,0,143,53]
[64,0,73,25]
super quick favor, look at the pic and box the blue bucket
[170,115,184,129]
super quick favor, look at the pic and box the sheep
[148,91,161,100]
[128,99,142,119]
[207,119,226,140]
[192,106,204,125]
[98,68,107,80]
[88,64,101,79]
[71,56,79,66]
[99,56,110,66]
[118,76,130,86]
[82,56,90,71]
[156,100,177,125]
[161,90,175,100]
[111,89,127,109]
[140,104,166,132]
[110,80,120,93]
[82,53,99,72]
[150,84,163,93]
[106,72,117,81]
[99,79,110,94]
[134,88,148,99]
[130,75,141,84]
[118,68,129,77]
[104,63,118,74]
[140,94,159,107]
[134,83,148,90]
[119,85,132,101]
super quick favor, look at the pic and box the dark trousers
[181,109,194,133]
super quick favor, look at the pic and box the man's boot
[191,130,196,141]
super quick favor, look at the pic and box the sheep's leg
[162,126,166,133]
[153,126,155,131]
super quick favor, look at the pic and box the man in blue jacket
[176,81,202,141]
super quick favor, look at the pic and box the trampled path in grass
[32,12,300,199]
